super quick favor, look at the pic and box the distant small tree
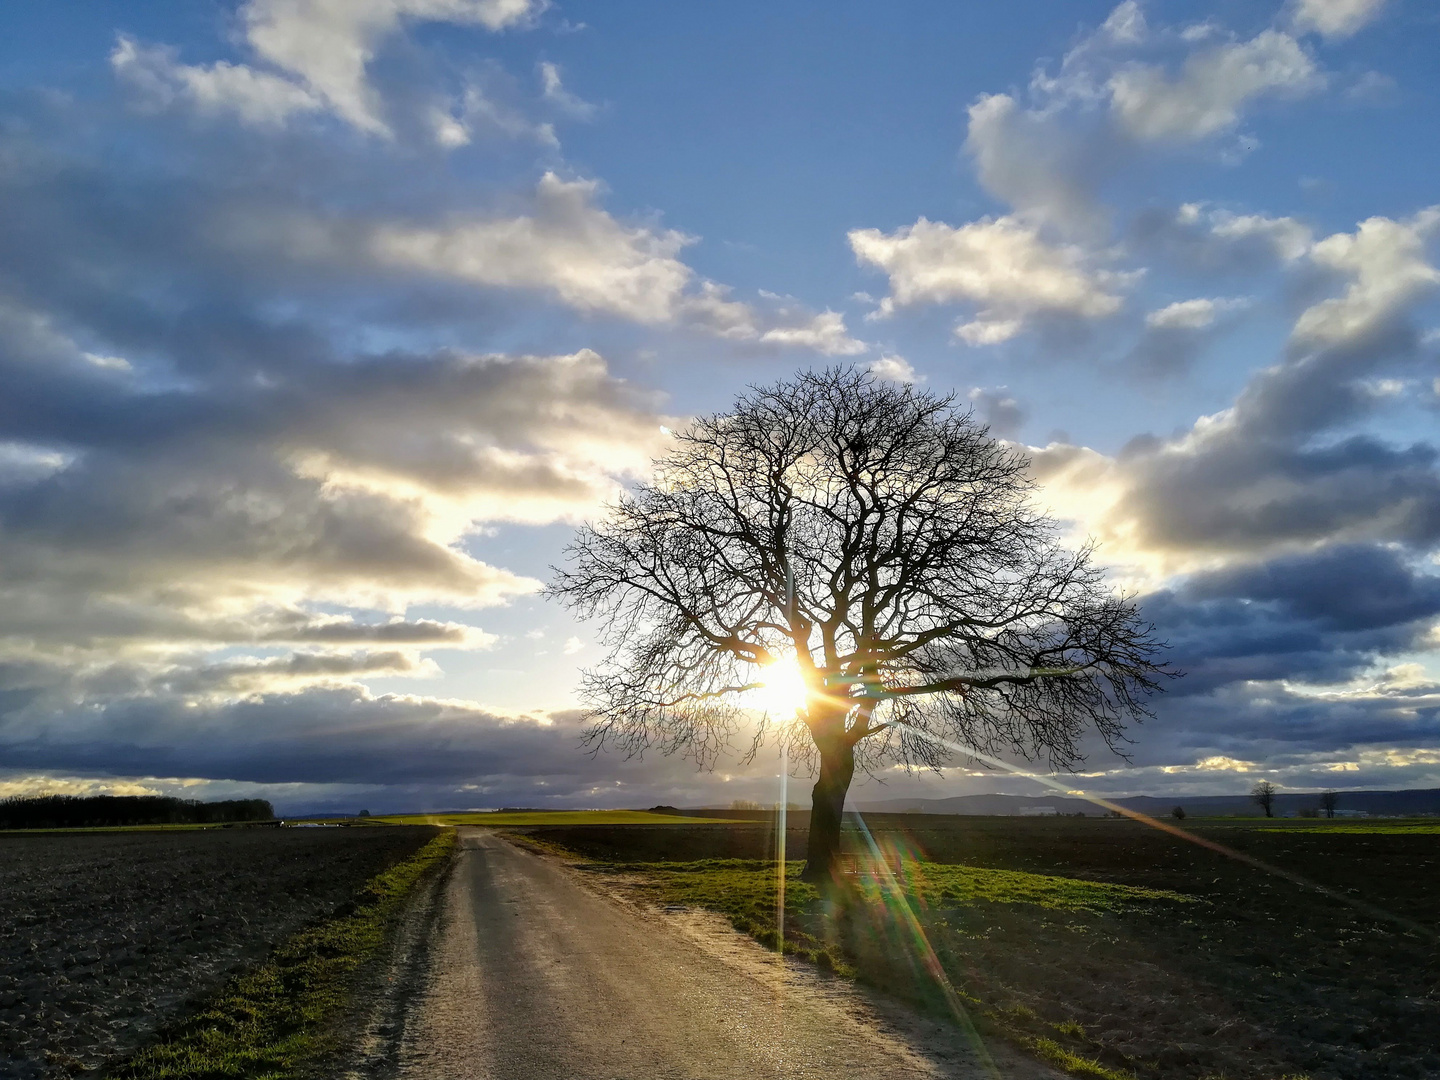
[1320,790,1339,819]
[358,809,370,817]
[1250,780,1277,818]
[1171,805,1186,821]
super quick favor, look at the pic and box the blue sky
[1,0,1438,812]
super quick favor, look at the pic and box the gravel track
[0,826,434,1079]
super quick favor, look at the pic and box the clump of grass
[1029,1037,1136,1080]
[113,829,455,1080]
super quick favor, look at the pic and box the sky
[1,0,1438,814]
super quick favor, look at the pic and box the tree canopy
[550,368,1171,878]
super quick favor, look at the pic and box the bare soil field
[517,815,1440,1080]
[0,826,437,1079]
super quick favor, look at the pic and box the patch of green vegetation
[1209,820,1440,834]
[904,862,1193,912]
[0,822,229,834]
[1029,1037,1136,1080]
[371,809,735,827]
[611,857,1189,918]
[113,830,455,1080]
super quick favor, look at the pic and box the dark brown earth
[0,826,436,1079]
[526,815,1440,1080]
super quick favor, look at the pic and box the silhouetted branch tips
[548,367,1175,879]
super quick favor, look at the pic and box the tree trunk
[801,736,854,883]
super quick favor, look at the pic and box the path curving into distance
[392,828,1057,1080]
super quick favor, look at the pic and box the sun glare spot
[753,655,809,716]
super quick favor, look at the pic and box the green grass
[0,822,245,834]
[611,857,1190,920]
[898,862,1193,911]
[1201,819,1440,834]
[1029,1037,1136,1080]
[370,809,735,827]
[112,830,455,1080]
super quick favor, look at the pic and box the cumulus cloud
[112,37,325,127]
[866,354,920,383]
[1145,296,1248,330]
[964,5,1333,244]
[368,174,693,321]
[1132,203,1314,273]
[240,0,545,133]
[113,0,547,139]
[1033,209,1440,573]
[965,92,1118,237]
[272,172,867,349]
[1107,30,1323,142]
[850,215,1127,344]
[1289,0,1388,40]
[1292,207,1440,349]
[1127,296,1250,378]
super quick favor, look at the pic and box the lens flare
[753,655,809,716]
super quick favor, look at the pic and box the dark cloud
[1142,545,1440,697]
[967,386,1027,439]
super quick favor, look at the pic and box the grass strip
[372,810,735,827]
[112,829,455,1080]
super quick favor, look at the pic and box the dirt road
[390,829,1054,1080]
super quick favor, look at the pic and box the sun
[752,655,810,716]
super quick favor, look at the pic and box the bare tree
[1320,789,1339,819]
[550,369,1172,881]
[1251,780,1277,818]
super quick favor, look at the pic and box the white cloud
[1145,296,1248,330]
[849,215,1127,343]
[1293,208,1440,349]
[243,0,546,134]
[755,309,867,356]
[539,61,596,119]
[1100,0,1147,45]
[1108,30,1323,142]
[866,354,919,383]
[112,36,324,127]
[965,92,1110,236]
[562,636,584,655]
[113,0,547,139]
[1028,211,1440,579]
[1290,0,1387,40]
[370,173,694,322]
[331,173,865,350]
[1205,208,1314,262]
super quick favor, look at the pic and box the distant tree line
[0,794,275,829]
